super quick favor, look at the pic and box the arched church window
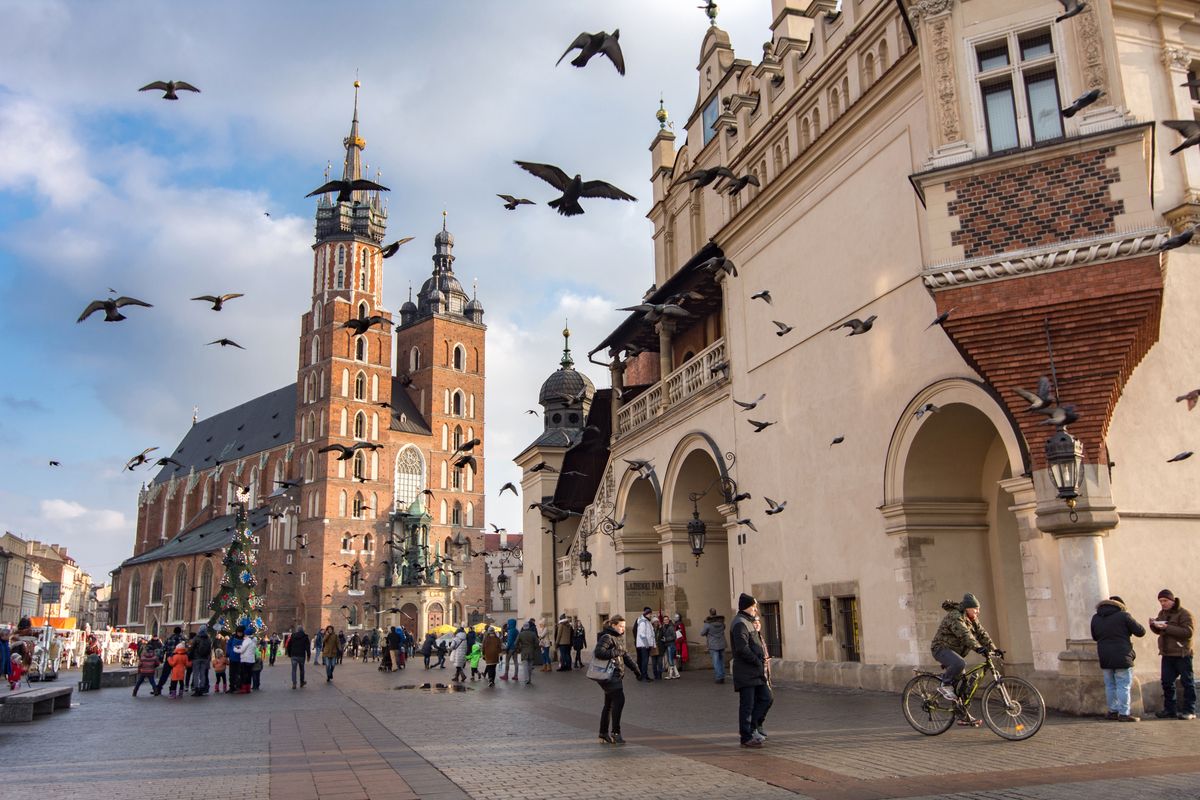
[453,344,465,371]
[393,446,425,508]
[172,565,187,621]
[410,347,421,372]
[452,502,462,526]
[359,268,368,292]
[354,372,366,400]
[150,567,163,604]
[336,268,344,290]
[354,411,367,440]
[358,302,368,320]
[452,391,463,416]
[342,532,352,551]
[128,573,141,622]
[352,492,365,518]
[355,337,366,362]
[353,450,366,480]
[453,425,463,450]
[338,245,345,265]
[363,533,373,553]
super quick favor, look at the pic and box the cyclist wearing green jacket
[930,593,995,701]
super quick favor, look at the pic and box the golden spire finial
[656,95,668,130]
[442,208,448,231]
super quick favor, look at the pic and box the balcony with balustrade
[615,337,727,437]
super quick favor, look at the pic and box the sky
[0,0,774,584]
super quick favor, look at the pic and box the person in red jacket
[166,643,191,699]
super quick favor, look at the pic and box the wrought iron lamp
[1045,429,1084,521]
[686,495,707,564]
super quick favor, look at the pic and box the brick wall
[948,147,1124,260]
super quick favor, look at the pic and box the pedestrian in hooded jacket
[482,628,503,686]
[701,609,728,684]
[1149,589,1195,720]
[321,625,341,682]
[731,594,770,748]
[449,628,468,683]
[166,643,191,698]
[502,619,519,680]
[572,619,587,668]
[188,628,214,696]
[1091,595,1146,721]
[517,620,540,685]
[467,641,483,680]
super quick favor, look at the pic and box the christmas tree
[207,487,265,633]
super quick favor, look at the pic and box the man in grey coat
[700,608,728,684]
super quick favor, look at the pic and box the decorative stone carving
[1162,46,1193,71]
[923,227,1170,289]
[931,18,961,143]
[908,0,954,25]
[1076,5,1108,93]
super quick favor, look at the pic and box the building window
[1188,64,1200,103]
[452,466,462,490]
[452,391,463,417]
[352,492,365,519]
[819,597,833,635]
[759,601,783,659]
[410,347,421,372]
[342,532,353,551]
[837,595,862,662]
[355,336,366,362]
[702,95,719,146]
[363,533,373,553]
[975,28,1063,154]
[557,556,572,584]
[354,411,366,440]
[172,565,187,621]
[352,450,366,480]
[128,573,141,622]
[150,567,163,604]
[337,245,345,265]
[453,344,465,371]
[452,501,462,526]
[336,268,344,290]
[354,372,366,400]
[453,425,464,450]
[349,564,362,591]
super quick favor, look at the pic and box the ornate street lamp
[496,568,510,596]
[1045,429,1084,520]
[687,496,707,564]
[578,547,595,583]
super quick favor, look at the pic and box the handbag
[586,656,616,682]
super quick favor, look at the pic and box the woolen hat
[1158,589,1176,600]
[1109,595,1124,605]
[738,593,756,611]
[961,593,980,610]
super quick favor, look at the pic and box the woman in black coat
[593,615,641,745]
[1091,595,1146,721]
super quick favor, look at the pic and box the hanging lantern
[497,568,510,596]
[687,504,707,564]
[1045,430,1084,510]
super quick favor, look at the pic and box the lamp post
[686,496,707,565]
[1045,428,1084,522]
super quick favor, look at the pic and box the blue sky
[0,1,771,583]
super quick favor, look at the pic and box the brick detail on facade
[948,147,1124,260]
[934,254,1163,469]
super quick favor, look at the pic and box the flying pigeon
[832,316,877,336]
[680,166,735,188]
[1168,451,1194,463]
[530,462,558,474]
[1163,120,1200,156]
[1055,0,1086,22]
[1160,226,1195,251]
[725,173,761,196]
[1014,377,1056,412]
[139,80,200,100]
[698,256,737,277]
[380,237,415,258]
[751,290,772,304]
[497,194,535,210]
[318,443,363,460]
[1061,88,1103,118]
[556,30,625,75]
[341,316,389,335]
[734,394,766,411]
[615,567,639,575]
[515,161,636,217]
[764,497,787,515]
[77,296,153,323]
[1039,404,1080,428]
[305,178,390,204]
[153,457,185,468]
[748,419,776,432]
[452,438,482,455]
[191,293,243,311]
[736,518,758,532]
[830,435,845,447]
[48,460,60,467]
[124,447,159,471]
[773,320,794,337]
[207,339,245,349]
[927,308,954,329]
[1176,389,1200,411]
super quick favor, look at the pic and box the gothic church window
[128,573,141,622]
[453,344,465,371]
[410,347,421,372]
[150,567,163,604]
[354,372,366,400]
[354,411,367,440]
[356,336,366,362]
[452,502,462,526]
[173,565,187,621]
[393,446,425,508]
[199,562,212,616]
[353,492,365,518]
[336,268,344,289]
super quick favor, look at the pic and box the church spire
[342,80,365,183]
[560,321,575,369]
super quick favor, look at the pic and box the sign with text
[623,580,663,613]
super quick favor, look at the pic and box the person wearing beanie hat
[929,592,995,724]
[633,607,656,681]
[555,614,575,671]
[731,593,769,746]
[1150,588,1195,719]
[1090,595,1146,721]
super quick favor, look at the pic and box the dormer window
[974,27,1063,154]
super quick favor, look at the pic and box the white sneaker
[936,684,957,701]
[751,730,766,743]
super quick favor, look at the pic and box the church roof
[538,367,594,406]
[119,506,272,568]
[151,385,297,486]
[387,379,432,435]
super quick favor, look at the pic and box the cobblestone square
[6,661,1199,800]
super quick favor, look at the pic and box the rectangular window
[975,27,1063,153]
[836,596,862,662]
[982,80,1020,152]
[759,601,783,659]
[976,42,1009,72]
[819,597,833,635]
[702,96,719,146]
[1025,71,1063,143]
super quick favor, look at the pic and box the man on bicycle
[931,593,995,705]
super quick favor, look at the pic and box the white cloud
[40,499,87,520]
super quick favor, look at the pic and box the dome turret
[537,325,593,433]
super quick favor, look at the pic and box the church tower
[293,82,395,632]
[393,214,487,590]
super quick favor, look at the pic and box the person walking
[421,632,436,669]
[212,641,228,693]
[467,639,483,681]
[132,638,162,697]
[337,630,346,664]
[555,614,574,671]
[386,627,402,673]
[1090,595,1145,721]
[661,616,678,679]
[321,625,341,682]
[312,628,324,666]
[752,616,774,739]
[651,617,666,680]
[286,625,310,689]
[537,618,552,672]
[517,619,540,685]
[1150,589,1195,720]
[482,628,502,687]
[731,594,771,748]
[188,628,213,696]
[673,612,689,673]
[237,627,259,694]
[154,626,186,696]
[502,619,519,680]
[594,615,641,744]
[633,607,655,681]
[449,627,468,683]
[572,619,587,669]
[268,634,280,666]
[701,608,728,684]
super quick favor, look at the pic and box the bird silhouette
[500,482,519,496]
[515,161,636,217]
[1014,377,1056,412]
[764,497,787,515]
[1160,226,1195,251]
[1163,120,1200,156]
[832,316,877,336]
[1039,404,1080,428]
[48,460,61,467]
[1055,0,1086,22]
[77,296,152,323]
[914,403,941,419]
[380,237,415,258]
[699,256,737,277]
[342,316,389,335]
[680,166,735,189]
[306,178,389,204]
[556,30,625,75]
[616,567,639,575]
[207,339,245,349]
[139,80,200,100]
[748,419,776,433]
[318,443,368,460]
[1176,390,1200,411]
[153,456,185,468]
[452,438,482,456]
[734,393,767,411]
[455,454,477,472]
[830,436,845,447]
[124,447,158,471]
[530,462,558,474]
[736,518,758,532]
[1168,451,1193,463]
[725,173,761,196]
[751,290,772,304]
[773,321,794,337]
[191,293,243,311]
[709,360,730,377]
[1061,88,1103,118]
[497,194,535,210]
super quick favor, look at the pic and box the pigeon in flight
[497,194,535,210]
[736,518,758,532]
[1014,377,1056,412]
[699,256,737,277]
[765,497,787,515]
[615,566,639,575]
[124,447,158,471]
[306,178,390,204]
[342,316,389,335]
[751,290,772,304]
[748,419,776,433]
[191,293,243,311]
[455,454,477,472]
[725,173,761,196]
[1055,0,1086,22]
[1160,226,1195,251]
[530,462,559,474]
[914,403,941,419]
[729,491,752,503]
[525,409,539,416]
[1176,390,1200,411]
[500,482,519,496]
[618,302,691,322]
[77,296,153,323]
[773,321,794,337]
[139,80,200,100]
[153,457,185,468]
[1163,120,1200,156]
[48,460,61,467]
[680,166,735,188]
[927,308,954,329]
[453,438,482,455]
[379,237,415,259]
[1168,451,1194,463]
[1061,88,1103,118]
[514,161,636,217]
[318,443,368,461]
[1039,404,1080,428]
[709,360,730,377]
[830,435,845,447]
[556,30,625,75]
[832,316,877,336]
[207,339,245,349]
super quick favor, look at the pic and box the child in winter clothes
[467,641,483,680]
[132,643,161,697]
[211,646,229,693]
[167,643,191,698]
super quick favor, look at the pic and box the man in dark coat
[286,625,311,689]
[386,627,402,672]
[730,593,770,748]
[188,628,214,696]
[1090,596,1145,721]
[1150,589,1195,719]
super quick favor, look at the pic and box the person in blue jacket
[226,627,244,693]
[502,619,519,681]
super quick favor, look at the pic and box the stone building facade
[518,0,1200,713]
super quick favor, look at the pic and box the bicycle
[902,649,1045,740]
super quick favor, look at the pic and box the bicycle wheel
[902,674,956,735]
[981,676,1045,740]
